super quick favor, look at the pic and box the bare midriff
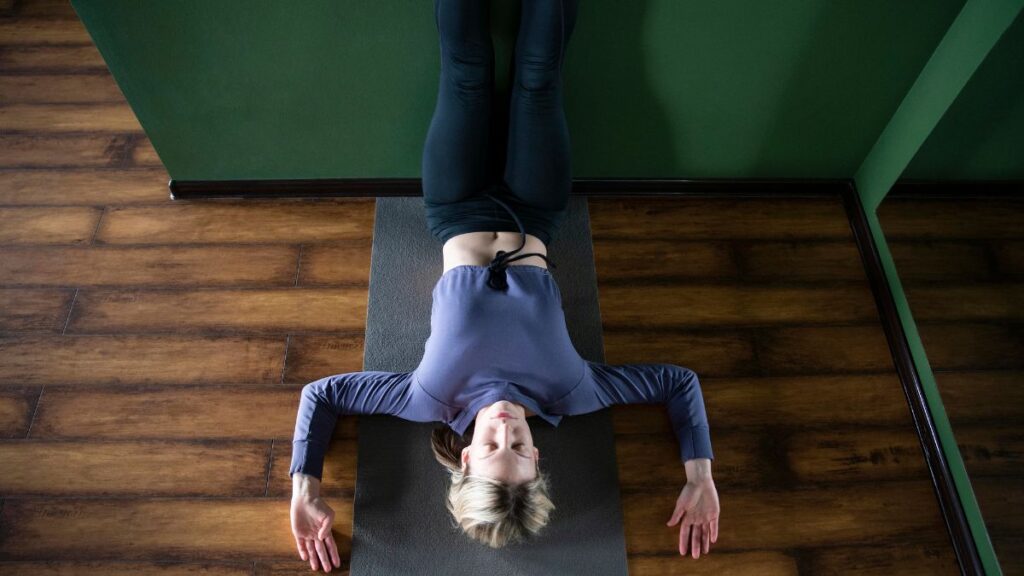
[442,231,549,274]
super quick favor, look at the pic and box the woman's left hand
[666,478,720,559]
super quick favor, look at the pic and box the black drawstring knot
[482,192,557,292]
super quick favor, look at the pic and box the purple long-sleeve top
[290,264,714,480]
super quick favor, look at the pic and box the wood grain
[0,334,285,386]
[0,168,170,205]
[94,200,375,244]
[0,245,300,286]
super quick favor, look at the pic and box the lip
[492,412,517,419]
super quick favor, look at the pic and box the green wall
[71,0,965,181]
[905,5,1024,179]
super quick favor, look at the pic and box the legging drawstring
[482,192,557,291]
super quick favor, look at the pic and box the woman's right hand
[291,495,342,572]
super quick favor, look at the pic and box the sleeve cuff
[677,425,714,462]
[289,440,325,480]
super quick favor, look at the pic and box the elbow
[669,365,702,396]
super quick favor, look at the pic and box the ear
[461,446,470,472]
[534,447,539,460]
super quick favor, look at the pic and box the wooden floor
[0,1,963,574]
[878,196,1024,576]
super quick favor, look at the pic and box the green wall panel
[71,0,965,181]
[904,7,1024,179]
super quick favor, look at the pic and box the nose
[498,419,510,446]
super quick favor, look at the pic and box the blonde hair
[430,426,555,548]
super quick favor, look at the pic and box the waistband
[482,192,557,291]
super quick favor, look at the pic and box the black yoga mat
[351,196,628,575]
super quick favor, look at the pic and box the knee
[442,46,493,96]
[516,52,561,93]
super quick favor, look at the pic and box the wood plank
[888,239,995,282]
[972,477,1023,545]
[621,480,948,553]
[31,384,356,440]
[0,498,352,560]
[0,18,92,44]
[0,133,131,167]
[931,370,1024,425]
[0,334,285,386]
[0,288,72,331]
[0,387,39,438]
[14,0,80,18]
[0,44,107,71]
[627,550,797,576]
[0,439,271,495]
[611,373,912,434]
[598,284,879,327]
[130,135,162,167]
[738,239,868,281]
[0,562,254,576]
[0,206,101,244]
[787,425,929,483]
[0,103,141,131]
[0,245,300,286]
[297,242,376,286]
[993,240,1024,277]
[66,287,369,334]
[0,168,169,205]
[593,238,738,281]
[952,424,1024,478]
[270,437,357,495]
[615,431,771,489]
[756,325,894,374]
[283,334,371,385]
[904,282,1024,321]
[589,197,853,240]
[601,329,757,377]
[0,73,125,103]
[805,541,960,575]
[878,198,1024,239]
[990,537,1023,576]
[915,322,1024,370]
[94,200,375,244]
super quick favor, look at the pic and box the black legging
[421,0,579,247]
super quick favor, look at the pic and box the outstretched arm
[567,361,719,559]
[290,370,414,481]
[583,361,714,463]
[289,370,414,573]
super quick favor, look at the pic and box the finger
[691,524,701,559]
[318,515,332,540]
[678,521,688,556]
[326,534,342,568]
[711,518,718,543]
[295,534,307,561]
[667,506,682,527]
[314,537,331,572]
[305,539,319,571]
[703,522,710,554]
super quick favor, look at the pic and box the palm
[291,496,342,572]
[666,480,720,559]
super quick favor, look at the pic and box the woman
[289,0,720,571]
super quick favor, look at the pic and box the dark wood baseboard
[168,177,851,200]
[841,180,983,576]
[166,176,982,575]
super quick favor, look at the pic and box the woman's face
[462,400,539,485]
